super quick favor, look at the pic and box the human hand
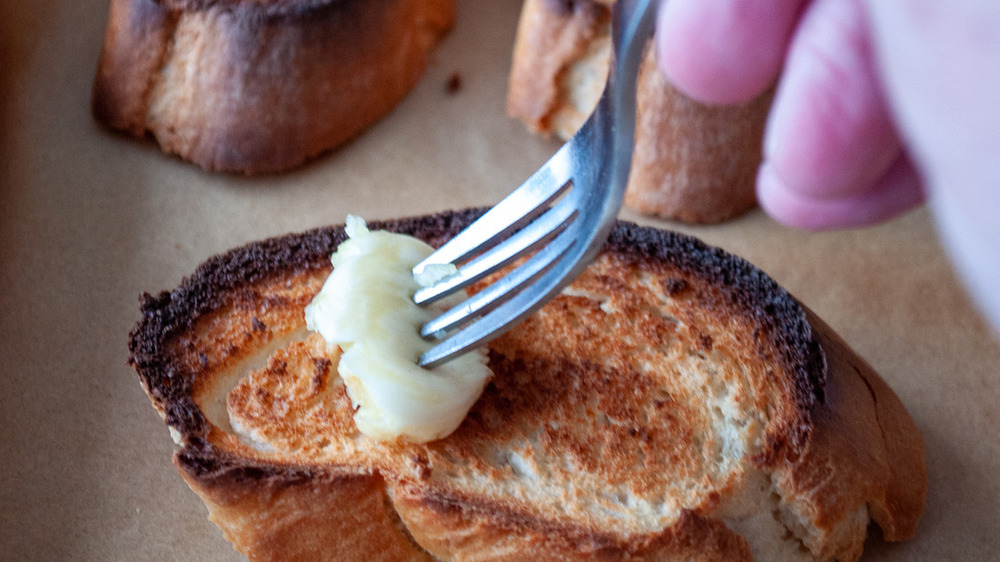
[654,0,1000,333]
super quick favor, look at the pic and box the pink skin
[655,0,1000,334]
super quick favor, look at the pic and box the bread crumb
[445,72,462,94]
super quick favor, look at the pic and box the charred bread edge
[128,208,825,477]
[158,0,376,22]
[93,0,454,174]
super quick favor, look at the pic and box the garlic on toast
[304,216,490,443]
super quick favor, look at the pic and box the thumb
[756,0,924,229]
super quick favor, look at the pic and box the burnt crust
[128,209,483,438]
[129,208,825,467]
[129,209,482,367]
[92,0,369,134]
[542,0,613,18]
[157,0,369,23]
[93,0,455,174]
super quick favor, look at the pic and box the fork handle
[572,0,657,257]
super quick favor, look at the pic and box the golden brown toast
[92,0,454,174]
[507,0,770,223]
[128,209,925,561]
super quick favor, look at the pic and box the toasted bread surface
[507,0,770,223]
[129,209,925,561]
[93,0,454,174]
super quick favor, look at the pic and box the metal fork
[413,0,657,368]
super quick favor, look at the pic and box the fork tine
[418,227,582,368]
[413,195,578,306]
[420,224,578,339]
[413,144,576,273]
[415,0,656,368]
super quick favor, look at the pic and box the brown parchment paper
[1,1,998,560]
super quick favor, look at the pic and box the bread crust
[507,0,612,141]
[92,0,454,174]
[773,309,926,556]
[507,0,770,223]
[129,209,925,560]
[628,47,771,224]
[175,445,433,561]
[393,487,754,561]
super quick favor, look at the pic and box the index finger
[656,0,807,105]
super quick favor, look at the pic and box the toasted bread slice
[92,0,454,174]
[507,0,770,223]
[128,209,925,561]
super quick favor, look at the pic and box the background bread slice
[507,0,771,223]
[92,0,454,174]
[128,209,925,561]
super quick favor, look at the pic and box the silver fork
[413,0,657,368]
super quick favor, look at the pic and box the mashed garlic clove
[304,216,491,443]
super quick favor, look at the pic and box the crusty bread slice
[507,0,770,223]
[92,0,454,174]
[128,209,925,561]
